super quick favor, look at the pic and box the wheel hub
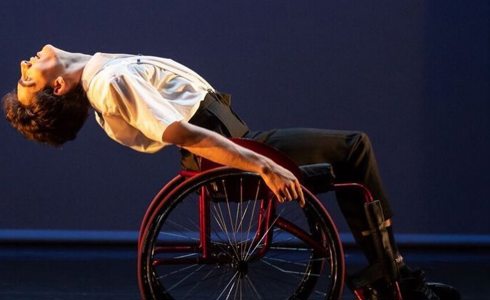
[232,259,248,278]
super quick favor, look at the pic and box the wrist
[257,157,274,176]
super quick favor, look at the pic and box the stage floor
[0,246,487,299]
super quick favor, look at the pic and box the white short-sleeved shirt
[81,53,214,153]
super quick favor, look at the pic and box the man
[3,44,459,300]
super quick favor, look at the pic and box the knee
[345,131,373,162]
[353,131,372,150]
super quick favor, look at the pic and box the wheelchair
[137,139,403,300]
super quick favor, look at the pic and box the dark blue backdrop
[0,0,488,241]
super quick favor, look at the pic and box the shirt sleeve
[106,71,185,143]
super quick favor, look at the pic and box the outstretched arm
[162,121,305,207]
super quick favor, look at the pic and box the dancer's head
[3,44,90,146]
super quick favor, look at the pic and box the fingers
[283,188,293,201]
[274,191,285,203]
[289,182,299,200]
[262,167,306,208]
[295,180,305,208]
[275,188,291,204]
[291,180,305,208]
[275,179,305,208]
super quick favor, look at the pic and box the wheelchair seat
[299,163,336,194]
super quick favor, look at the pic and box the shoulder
[86,69,128,114]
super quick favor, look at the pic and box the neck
[59,51,92,87]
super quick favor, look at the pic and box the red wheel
[138,168,345,299]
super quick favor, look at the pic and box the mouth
[20,57,36,81]
[18,78,35,88]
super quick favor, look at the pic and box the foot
[427,282,461,300]
[400,269,460,300]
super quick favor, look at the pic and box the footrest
[299,163,335,194]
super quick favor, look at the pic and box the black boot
[399,268,461,300]
[427,282,461,300]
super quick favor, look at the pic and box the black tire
[139,168,345,300]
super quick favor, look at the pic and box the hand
[260,162,305,207]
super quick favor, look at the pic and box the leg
[246,128,392,239]
[245,128,460,300]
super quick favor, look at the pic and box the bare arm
[162,121,305,206]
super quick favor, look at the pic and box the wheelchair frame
[137,139,401,300]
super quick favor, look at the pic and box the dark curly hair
[2,84,91,146]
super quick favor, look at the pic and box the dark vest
[180,91,249,170]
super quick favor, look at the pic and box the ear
[53,76,69,96]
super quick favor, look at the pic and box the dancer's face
[17,44,63,106]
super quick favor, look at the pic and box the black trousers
[184,92,393,235]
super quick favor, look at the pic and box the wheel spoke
[181,267,217,299]
[163,219,200,241]
[262,256,309,267]
[211,202,241,258]
[242,181,261,259]
[209,184,236,247]
[166,264,206,292]
[232,275,240,300]
[244,207,286,261]
[158,231,197,241]
[244,275,263,300]
[251,264,303,288]
[216,271,239,300]
[221,180,241,257]
[156,264,199,280]
[238,177,244,259]
[260,258,321,277]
